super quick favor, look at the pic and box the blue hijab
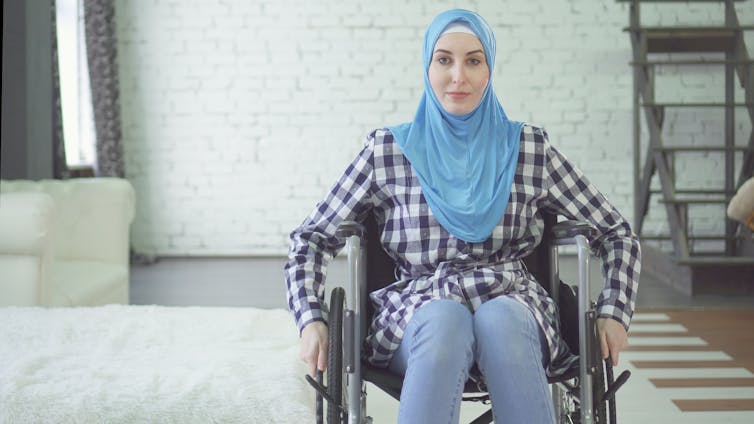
[387,9,524,243]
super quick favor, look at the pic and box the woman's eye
[469,58,481,65]
[437,57,450,65]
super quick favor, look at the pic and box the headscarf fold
[388,9,524,242]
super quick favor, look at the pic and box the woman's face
[428,32,489,115]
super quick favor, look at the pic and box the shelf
[652,146,751,152]
[642,102,753,107]
[626,27,744,53]
[617,0,747,3]
[631,59,754,66]
[640,235,747,241]
[626,25,754,32]
[659,197,729,204]
[678,256,754,266]
[649,188,737,194]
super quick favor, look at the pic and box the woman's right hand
[300,321,328,378]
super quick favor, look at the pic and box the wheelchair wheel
[327,287,346,424]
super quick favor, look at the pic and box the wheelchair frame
[307,211,630,424]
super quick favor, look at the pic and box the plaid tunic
[285,125,641,377]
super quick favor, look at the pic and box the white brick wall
[115,0,754,256]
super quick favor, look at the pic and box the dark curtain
[84,0,124,178]
[51,0,70,179]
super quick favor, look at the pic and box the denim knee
[405,300,475,371]
[473,296,544,365]
[389,300,476,424]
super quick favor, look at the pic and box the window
[56,0,96,168]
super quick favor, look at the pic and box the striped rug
[616,309,754,423]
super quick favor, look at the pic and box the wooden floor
[615,310,754,422]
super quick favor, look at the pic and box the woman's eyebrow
[433,48,484,56]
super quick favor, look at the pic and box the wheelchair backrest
[363,211,398,321]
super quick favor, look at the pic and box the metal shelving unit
[620,0,754,264]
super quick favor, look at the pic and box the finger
[610,335,627,366]
[599,330,610,361]
[308,361,317,378]
[303,352,317,377]
[318,341,328,372]
[608,338,620,366]
[300,345,318,377]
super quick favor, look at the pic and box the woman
[285,9,640,424]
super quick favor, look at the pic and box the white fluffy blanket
[0,305,314,423]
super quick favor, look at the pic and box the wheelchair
[306,210,631,424]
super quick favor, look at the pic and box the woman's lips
[446,92,470,100]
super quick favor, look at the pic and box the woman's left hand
[596,317,629,366]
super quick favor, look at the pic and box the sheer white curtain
[56,0,96,170]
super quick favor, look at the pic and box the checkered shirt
[284,125,641,377]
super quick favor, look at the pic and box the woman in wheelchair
[285,9,640,424]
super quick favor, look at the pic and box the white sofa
[0,178,135,306]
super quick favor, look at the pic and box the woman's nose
[451,64,466,84]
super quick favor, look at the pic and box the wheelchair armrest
[550,220,597,241]
[336,221,365,239]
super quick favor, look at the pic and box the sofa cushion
[49,261,128,306]
[0,192,55,255]
[1,178,135,264]
[0,256,44,306]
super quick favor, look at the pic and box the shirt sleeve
[541,130,641,330]
[284,136,375,334]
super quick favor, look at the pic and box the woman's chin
[442,104,474,115]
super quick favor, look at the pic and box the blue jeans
[387,297,555,424]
